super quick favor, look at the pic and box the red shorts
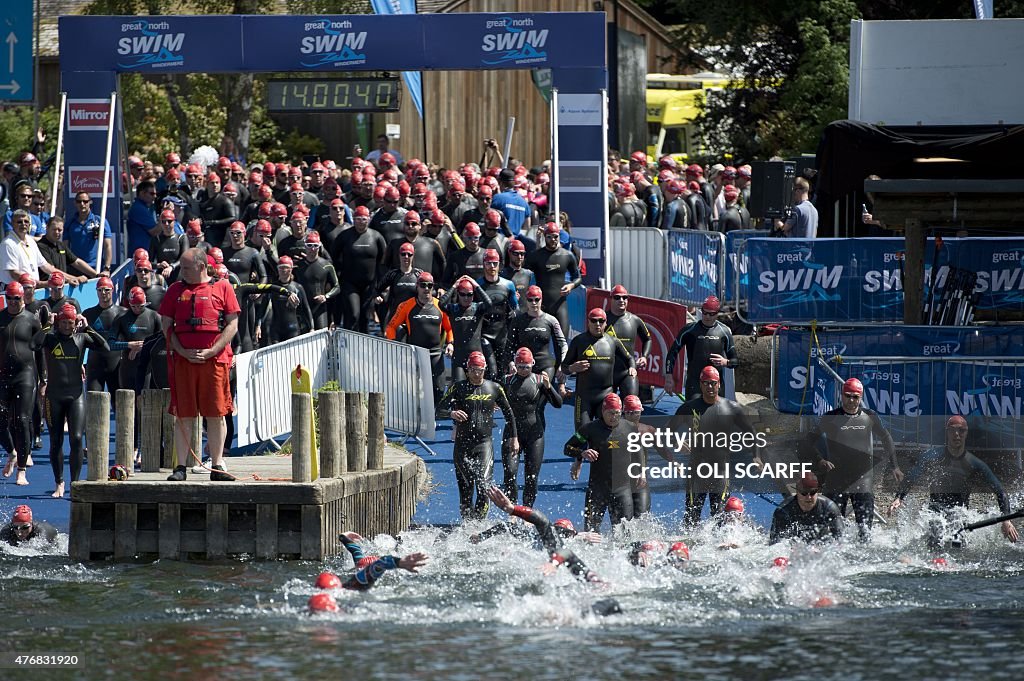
[170,355,233,417]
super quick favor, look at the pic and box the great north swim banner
[741,237,1024,324]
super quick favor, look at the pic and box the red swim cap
[668,541,690,562]
[308,593,339,613]
[515,347,535,364]
[623,395,643,412]
[315,572,341,589]
[553,518,575,532]
[700,365,720,382]
[725,496,744,513]
[610,284,628,296]
[13,505,32,523]
[843,378,864,395]
[602,393,622,411]
[467,351,486,369]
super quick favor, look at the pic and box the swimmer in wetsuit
[664,295,738,400]
[505,285,567,382]
[565,393,641,531]
[561,308,635,430]
[0,505,58,546]
[485,485,607,586]
[627,539,690,568]
[268,256,314,343]
[476,248,518,379]
[437,351,518,519]
[524,222,582,341]
[770,474,844,545]
[438,275,492,385]
[888,415,1019,544]
[622,395,651,515]
[0,282,43,484]
[502,347,563,506]
[605,285,651,398]
[33,303,108,497]
[385,271,454,405]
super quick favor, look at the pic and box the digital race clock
[266,78,401,113]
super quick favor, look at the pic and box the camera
[87,219,101,239]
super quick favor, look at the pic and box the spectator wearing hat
[0,210,60,285]
[490,168,531,238]
[127,180,160,255]
[65,191,113,275]
[1,505,58,546]
[665,295,738,400]
[366,133,404,168]
[37,217,98,285]
[769,474,843,544]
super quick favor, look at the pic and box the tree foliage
[636,0,1024,161]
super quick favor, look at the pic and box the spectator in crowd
[776,177,817,238]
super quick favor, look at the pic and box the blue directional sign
[1,0,34,101]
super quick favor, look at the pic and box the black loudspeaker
[748,161,795,219]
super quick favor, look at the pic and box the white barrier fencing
[333,329,436,441]
[234,329,435,450]
[235,330,335,448]
[609,226,669,300]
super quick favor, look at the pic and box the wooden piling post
[115,389,135,474]
[346,391,367,473]
[336,391,348,475]
[139,390,163,472]
[86,391,110,481]
[160,389,174,469]
[367,392,385,470]
[292,393,313,483]
[318,391,344,478]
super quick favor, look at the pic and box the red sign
[68,167,115,198]
[67,99,112,130]
[587,288,688,391]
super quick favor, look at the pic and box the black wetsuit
[666,319,738,399]
[268,279,314,343]
[895,446,1012,515]
[0,520,59,546]
[507,503,602,583]
[295,255,340,330]
[442,247,486,289]
[369,207,407,245]
[802,407,896,539]
[565,418,639,531]
[674,395,759,525]
[524,246,582,340]
[563,331,635,430]
[503,372,562,506]
[437,378,517,519]
[83,303,124,393]
[34,326,107,486]
[224,244,268,350]
[769,495,844,544]
[438,286,492,384]
[505,310,567,380]
[0,308,42,469]
[499,265,536,299]
[332,226,387,332]
[385,236,446,283]
[376,267,422,330]
[606,310,652,398]
[149,231,187,268]
[477,275,518,379]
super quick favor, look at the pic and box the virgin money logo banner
[68,166,115,198]
[67,99,112,131]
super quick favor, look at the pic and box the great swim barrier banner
[668,230,723,306]
[741,237,1024,323]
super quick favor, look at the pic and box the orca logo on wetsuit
[411,314,440,320]
[840,425,867,430]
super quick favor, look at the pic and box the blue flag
[370,0,424,118]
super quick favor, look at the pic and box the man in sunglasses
[437,276,492,385]
[500,238,536,299]
[524,222,582,340]
[801,377,897,541]
[674,365,762,525]
[295,231,339,331]
[1,210,59,285]
[65,191,113,276]
[370,187,408,245]
[562,307,635,430]
[605,285,651,398]
[665,294,738,400]
[505,284,566,382]
[3,182,45,236]
[769,473,843,545]
[386,272,454,405]
[889,415,1018,544]
[1,505,57,546]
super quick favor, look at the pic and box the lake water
[4,508,1023,681]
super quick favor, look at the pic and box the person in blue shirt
[3,183,45,236]
[126,180,159,255]
[65,191,113,276]
[490,168,531,237]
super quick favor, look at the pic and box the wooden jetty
[69,389,422,562]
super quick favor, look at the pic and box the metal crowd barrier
[234,328,437,451]
[332,329,436,441]
[609,226,669,300]
[235,330,335,448]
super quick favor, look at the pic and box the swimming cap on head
[315,572,341,589]
[308,593,339,613]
